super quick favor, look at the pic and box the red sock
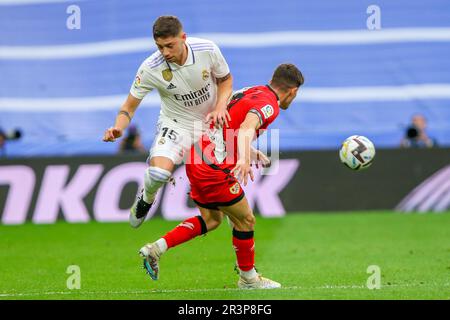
[163,216,207,249]
[232,229,255,271]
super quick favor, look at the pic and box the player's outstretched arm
[232,112,261,186]
[206,73,233,128]
[103,94,142,142]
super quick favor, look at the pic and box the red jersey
[192,85,280,170]
[185,85,280,209]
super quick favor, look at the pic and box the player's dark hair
[270,63,304,91]
[153,16,183,39]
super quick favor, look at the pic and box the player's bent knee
[149,156,175,172]
[243,214,256,229]
[234,213,255,231]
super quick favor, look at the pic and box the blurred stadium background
[1,0,450,155]
[0,0,449,299]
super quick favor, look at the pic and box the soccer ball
[339,135,375,170]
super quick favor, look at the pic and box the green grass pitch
[0,212,449,300]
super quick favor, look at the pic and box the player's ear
[181,32,187,41]
[291,87,299,96]
[288,87,298,100]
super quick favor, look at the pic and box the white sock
[143,190,157,204]
[155,238,168,254]
[240,267,257,280]
[143,166,172,203]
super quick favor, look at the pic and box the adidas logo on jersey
[167,83,177,90]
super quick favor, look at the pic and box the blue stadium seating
[1,0,449,156]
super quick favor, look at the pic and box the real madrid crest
[158,138,166,145]
[202,69,209,81]
[162,68,173,82]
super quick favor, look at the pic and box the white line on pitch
[1,283,447,297]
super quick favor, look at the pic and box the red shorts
[185,162,245,210]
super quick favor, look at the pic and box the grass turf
[0,211,449,300]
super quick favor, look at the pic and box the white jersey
[130,37,230,131]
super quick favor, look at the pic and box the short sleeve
[129,62,154,100]
[248,104,276,127]
[210,42,230,79]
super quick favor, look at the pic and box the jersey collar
[166,43,195,71]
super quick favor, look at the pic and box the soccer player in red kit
[139,64,304,289]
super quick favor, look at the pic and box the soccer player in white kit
[103,16,233,227]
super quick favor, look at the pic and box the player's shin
[143,166,172,203]
[162,215,208,249]
[232,229,257,278]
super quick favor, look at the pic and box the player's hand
[251,150,271,169]
[205,108,231,128]
[102,127,123,142]
[231,158,254,186]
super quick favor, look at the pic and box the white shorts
[148,117,196,165]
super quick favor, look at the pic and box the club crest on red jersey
[229,182,240,195]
